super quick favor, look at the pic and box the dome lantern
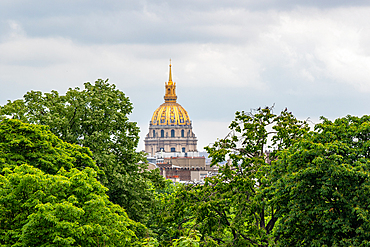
[164,60,177,103]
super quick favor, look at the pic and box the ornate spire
[164,60,177,103]
[168,59,173,84]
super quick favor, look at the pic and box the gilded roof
[151,102,191,126]
[151,62,191,126]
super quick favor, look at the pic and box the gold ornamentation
[151,62,191,126]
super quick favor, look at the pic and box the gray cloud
[1,1,370,151]
[2,0,369,45]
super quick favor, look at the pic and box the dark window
[161,130,164,137]
[181,129,184,137]
[153,130,155,137]
[182,147,185,153]
[171,129,175,137]
[171,147,176,152]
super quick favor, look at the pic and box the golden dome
[151,61,191,126]
[151,102,191,126]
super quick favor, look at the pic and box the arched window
[181,129,184,137]
[171,147,176,152]
[153,130,156,137]
[161,130,164,137]
[182,147,185,153]
[171,129,175,137]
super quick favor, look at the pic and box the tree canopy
[0,164,142,246]
[155,107,309,246]
[154,111,370,246]
[0,119,144,246]
[4,79,370,246]
[265,115,370,246]
[0,118,99,175]
[0,79,164,223]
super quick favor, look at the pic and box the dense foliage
[3,80,370,246]
[0,119,144,246]
[0,79,164,223]
[155,107,309,246]
[0,165,142,246]
[0,118,98,175]
[265,115,370,246]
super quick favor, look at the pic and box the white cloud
[2,6,370,95]
[0,28,267,91]
[257,7,370,92]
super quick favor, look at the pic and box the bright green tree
[0,119,143,246]
[265,115,370,246]
[0,164,143,246]
[0,118,99,175]
[0,79,164,223]
[157,107,309,246]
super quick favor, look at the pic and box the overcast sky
[1,0,370,151]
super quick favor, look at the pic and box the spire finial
[164,60,177,103]
[169,59,172,83]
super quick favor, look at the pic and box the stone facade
[144,124,197,155]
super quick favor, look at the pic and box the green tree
[0,79,164,223]
[158,107,309,246]
[171,230,201,247]
[0,119,143,246]
[0,164,143,246]
[0,118,99,175]
[265,115,370,246]
[145,179,183,245]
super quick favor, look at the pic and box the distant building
[144,62,219,182]
[144,62,198,158]
[157,157,218,183]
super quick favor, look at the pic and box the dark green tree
[157,107,309,246]
[265,115,370,246]
[0,79,164,223]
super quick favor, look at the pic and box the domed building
[144,63,198,157]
